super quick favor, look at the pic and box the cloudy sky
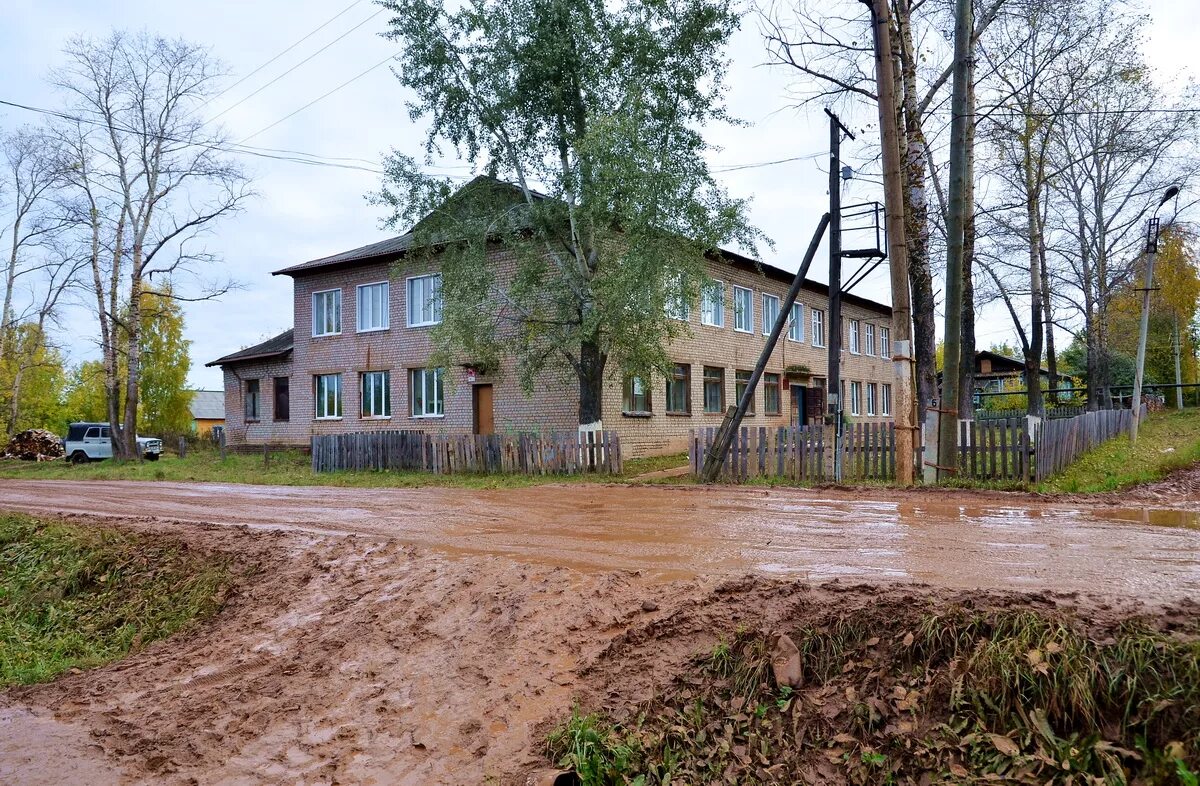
[2,0,1195,390]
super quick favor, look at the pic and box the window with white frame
[812,308,826,347]
[880,326,891,358]
[864,323,875,356]
[788,303,804,342]
[312,289,341,336]
[849,381,862,416]
[761,293,780,335]
[361,370,391,418]
[665,275,690,321]
[866,382,877,416]
[849,319,861,354]
[700,281,724,327]
[733,286,753,332]
[406,274,442,327]
[881,383,892,415]
[314,373,342,419]
[410,367,444,417]
[357,282,389,332]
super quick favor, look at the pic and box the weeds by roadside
[0,514,233,685]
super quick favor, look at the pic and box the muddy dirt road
[1,479,1198,599]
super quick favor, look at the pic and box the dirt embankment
[2,513,1195,785]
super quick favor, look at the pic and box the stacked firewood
[3,428,65,461]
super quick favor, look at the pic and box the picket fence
[955,417,1032,482]
[1032,407,1137,482]
[311,429,621,475]
[688,422,896,482]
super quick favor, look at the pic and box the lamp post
[1130,185,1180,442]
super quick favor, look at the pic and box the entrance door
[790,385,807,426]
[473,384,495,435]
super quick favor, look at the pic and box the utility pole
[1131,186,1180,441]
[1174,313,1184,410]
[935,0,974,480]
[861,0,916,485]
[826,108,854,482]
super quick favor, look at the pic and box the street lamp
[1130,185,1181,442]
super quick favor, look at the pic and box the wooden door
[790,385,807,426]
[473,384,494,435]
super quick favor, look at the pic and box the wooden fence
[311,429,622,475]
[955,417,1032,482]
[688,422,897,482]
[978,405,1085,421]
[1033,407,1136,482]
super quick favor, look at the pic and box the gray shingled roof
[272,232,415,277]
[206,329,294,367]
[189,390,225,420]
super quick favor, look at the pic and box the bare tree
[53,31,252,457]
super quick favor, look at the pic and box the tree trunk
[122,265,143,458]
[1023,131,1045,419]
[1040,238,1058,402]
[958,55,976,421]
[577,338,606,425]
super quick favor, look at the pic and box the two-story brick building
[211,188,895,458]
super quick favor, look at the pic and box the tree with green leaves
[372,0,762,424]
[137,287,192,437]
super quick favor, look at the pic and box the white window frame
[406,274,443,328]
[849,319,861,354]
[700,281,724,327]
[881,383,892,416]
[733,286,754,333]
[866,382,877,416]
[312,289,341,337]
[880,326,891,359]
[864,323,875,356]
[812,308,826,348]
[788,303,804,342]
[665,275,690,321]
[761,293,780,336]
[850,381,862,416]
[356,281,390,333]
[314,373,343,420]
[361,370,391,418]
[410,367,444,418]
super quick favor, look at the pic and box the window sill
[357,326,390,334]
[410,414,445,419]
[245,419,260,424]
[700,322,724,329]
[406,321,441,329]
[734,328,753,334]
[621,411,652,418]
[362,415,392,420]
[665,411,692,417]
[314,416,343,421]
[312,332,342,338]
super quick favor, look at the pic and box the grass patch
[0,447,690,489]
[1041,409,1200,493]
[0,513,233,686]
[547,604,1200,784]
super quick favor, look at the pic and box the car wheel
[144,452,160,462]
[70,451,89,465]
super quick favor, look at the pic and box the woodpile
[3,428,65,461]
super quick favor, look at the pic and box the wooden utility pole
[861,0,916,485]
[700,214,831,482]
[826,109,854,481]
[1131,218,1160,442]
[936,0,974,479]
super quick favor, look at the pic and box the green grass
[0,447,690,489]
[0,513,233,686]
[1040,409,1200,493]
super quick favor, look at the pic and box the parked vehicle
[62,422,163,464]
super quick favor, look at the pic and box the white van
[63,422,163,464]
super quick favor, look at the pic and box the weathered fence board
[689,423,895,483]
[312,429,621,475]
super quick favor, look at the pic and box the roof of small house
[189,390,225,421]
[206,329,294,367]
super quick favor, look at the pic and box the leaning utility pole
[826,108,855,481]
[861,0,916,485]
[1131,217,1161,442]
[935,0,974,480]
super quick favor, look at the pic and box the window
[880,326,891,359]
[623,376,651,413]
[667,364,691,414]
[733,286,753,332]
[866,382,877,416]
[864,323,876,356]
[410,368,444,417]
[788,303,804,342]
[273,377,289,422]
[357,282,389,332]
[735,370,755,414]
[407,274,442,327]
[244,379,260,420]
[361,370,391,418]
[312,289,341,336]
[703,366,725,413]
[761,293,780,335]
[314,374,342,419]
[881,383,892,416]
[849,381,862,416]
[764,372,781,415]
[701,281,724,327]
[665,275,690,321]
[812,308,826,348]
[849,319,861,354]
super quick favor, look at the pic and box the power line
[711,151,824,173]
[208,8,385,124]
